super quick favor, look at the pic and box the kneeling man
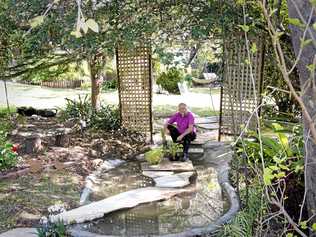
[164,103,196,161]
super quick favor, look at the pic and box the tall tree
[286,0,316,227]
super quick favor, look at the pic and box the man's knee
[167,124,176,130]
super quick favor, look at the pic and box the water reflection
[81,160,224,236]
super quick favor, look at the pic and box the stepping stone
[141,159,194,172]
[188,148,204,154]
[0,228,37,237]
[196,123,219,130]
[195,116,219,124]
[142,171,174,179]
[50,187,190,225]
[154,172,194,188]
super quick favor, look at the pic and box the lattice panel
[220,34,264,136]
[116,45,152,140]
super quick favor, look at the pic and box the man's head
[178,103,188,116]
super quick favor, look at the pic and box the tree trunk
[287,0,316,228]
[89,53,106,110]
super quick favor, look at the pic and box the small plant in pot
[165,142,183,161]
[145,147,164,165]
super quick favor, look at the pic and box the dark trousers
[167,125,196,154]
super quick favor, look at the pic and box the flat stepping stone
[196,123,219,130]
[154,172,194,188]
[188,148,204,154]
[0,228,37,237]
[142,171,174,179]
[50,187,190,224]
[195,116,219,124]
[141,159,194,172]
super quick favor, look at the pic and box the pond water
[76,160,225,236]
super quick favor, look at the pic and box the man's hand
[164,128,170,135]
[177,134,184,141]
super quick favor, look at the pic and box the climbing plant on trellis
[219,34,264,138]
[116,45,153,141]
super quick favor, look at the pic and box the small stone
[91,159,103,168]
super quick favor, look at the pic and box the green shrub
[61,95,92,122]
[59,95,120,131]
[90,105,120,131]
[145,148,164,165]
[102,69,118,91]
[156,67,184,94]
[236,123,304,180]
[102,79,117,91]
[184,74,193,87]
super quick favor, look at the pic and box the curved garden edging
[69,142,240,237]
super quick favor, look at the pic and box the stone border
[69,142,240,237]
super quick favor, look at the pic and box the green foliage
[0,110,17,171]
[90,105,120,131]
[0,143,18,170]
[36,220,68,237]
[102,69,118,91]
[21,63,85,84]
[183,74,193,87]
[60,95,120,131]
[237,123,304,178]
[219,185,266,237]
[164,141,183,160]
[145,148,164,165]
[156,67,184,94]
[61,95,91,122]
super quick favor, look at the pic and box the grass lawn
[153,105,219,118]
[189,87,221,95]
[0,106,16,117]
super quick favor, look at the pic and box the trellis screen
[116,45,153,141]
[219,34,264,137]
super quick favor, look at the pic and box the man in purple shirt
[164,103,196,161]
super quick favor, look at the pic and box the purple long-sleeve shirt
[167,112,196,134]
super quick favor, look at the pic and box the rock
[99,159,125,171]
[202,141,232,162]
[91,159,103,168]
[141,159,194,172]
[142,171,174,179]
[24,135,43,154]
[91,139,109,156]
[50,187,191,224]
[88,149,98,158]
[18,211,40,221]
[135,153,145,161]
[154,172,194,188]
[0,228,37,237]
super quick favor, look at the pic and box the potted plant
[145,147,164,165]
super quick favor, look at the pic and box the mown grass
[153,105,219,118]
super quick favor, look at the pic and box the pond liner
[69,149,240,237]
